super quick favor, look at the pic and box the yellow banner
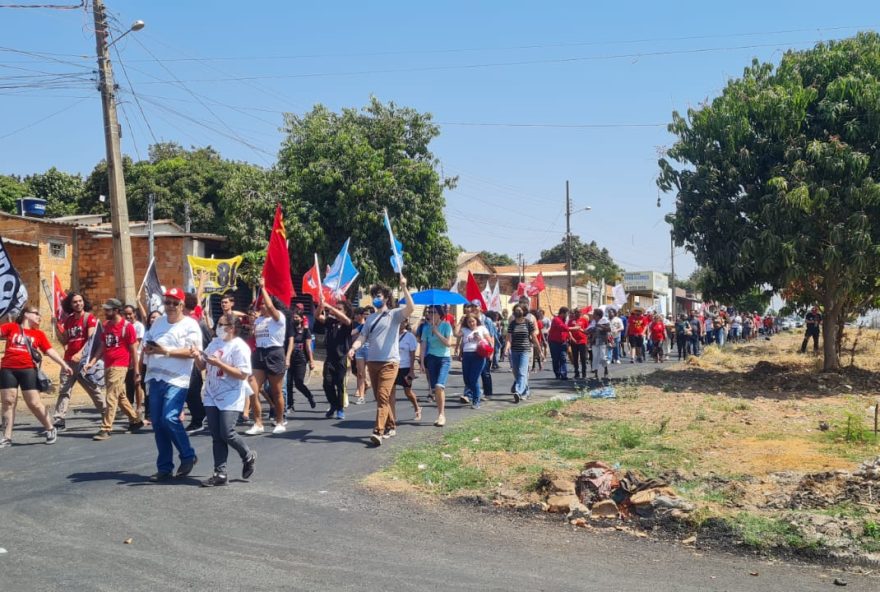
[187,255,243,294]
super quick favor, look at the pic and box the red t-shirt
[649,321,667,342]
[1,322,51,369]
[568,317,588,345]
[548,316,570,344]
[627,315,647,336]
[62,312,97,361]
[190,305,204,321]
[101,319,137,368]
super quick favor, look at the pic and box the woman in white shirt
[251,278,288,434]
[392,321,421,423]
[457,314,492,409]
[194,313,257,487]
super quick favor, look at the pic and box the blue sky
[1,1,877,277]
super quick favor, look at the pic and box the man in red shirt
[52,292,106,429]
[567,308,588,379]
[85,298,142,440]
[627,308,648,363]
[547,307,571,379]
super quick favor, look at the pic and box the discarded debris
[123,538,133,545]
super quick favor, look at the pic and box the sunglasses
[26,310,40,315]
[163,300,181,307]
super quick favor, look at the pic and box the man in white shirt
[142,287,203,481]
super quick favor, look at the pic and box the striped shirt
[507,319,535,352]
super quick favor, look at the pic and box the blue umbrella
[409,289,470,306]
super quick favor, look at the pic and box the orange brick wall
[76,235,190,307]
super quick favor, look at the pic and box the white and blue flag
[383,209,404,274]
[323,237,359,299]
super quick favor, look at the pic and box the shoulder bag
[19,324,52,392]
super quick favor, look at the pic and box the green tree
[0,174,27,213]
[659,32,880,370]
[268,97,458,286]
[538,235,622,283]
[24,167,84,217]
[479,250,515,267]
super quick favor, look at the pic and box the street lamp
[107,20,145,48]
[565,179,591,309]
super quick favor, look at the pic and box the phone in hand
[145,340,159,349]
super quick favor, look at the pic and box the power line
[438,121,666,129]
[0,96,87,139]
[111,44,158,145]
[135,39,832,85]
[0,1,83,9]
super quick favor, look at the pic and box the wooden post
[875,400,878,436]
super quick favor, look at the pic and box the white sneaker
[272,424,286,434]
[383,429,397,439]
[245,425,264,436]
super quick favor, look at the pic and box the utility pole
[670,231,676,316]
[93,0,136,304]
[565,180,572,310]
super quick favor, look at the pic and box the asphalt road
[0,359,872,591]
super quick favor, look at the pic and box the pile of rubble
[539,461,695,527]
[790,456,880,510]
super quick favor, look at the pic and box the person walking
[567,308,588,379]
[649,314,667,362]
[675,313,690,360]
[285,306,317,412]
[347,278,414,446]
[627,308,648,363]
[587,308,611,380]
[458,313,492,409]
[801,306,822,354]
[420,305,453,427]
[350,307,371,406]
[547,307,570,379]
[183,292,211,435]
[1,306,72,447]
[314,296,353,420]
[687,311,702,357]
[85,299,143,441]
[122,305,146,418]
[393,320,421,421]
[51,292,104,430]
[251,278,289,434]
[194,313,257,487]
[142,288,202,481]
[504,305,538,403]
[607,308,624,364]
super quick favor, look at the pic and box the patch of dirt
[722,437,848,475]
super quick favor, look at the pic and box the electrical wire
[0,96,87,139]
[0,1,83,9]
[116,100,142,160]
[111,43,158,145]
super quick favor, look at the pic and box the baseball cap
[163,287,185,301]
[102,298,123,310]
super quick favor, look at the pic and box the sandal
[433,414,446,427]
[414,407,422,421]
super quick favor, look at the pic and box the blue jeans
[461,351,486,404]
[548,341,568,378]
[607,335,621,363]
[688,335,701,356]
[147,379,195,474]
[714,327,726,347]
[424,355,451,390]
[510,350,530,396]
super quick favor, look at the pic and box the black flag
[0,237,28,318]
[141,258,165,314]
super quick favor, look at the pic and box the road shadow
[67,470,154,485]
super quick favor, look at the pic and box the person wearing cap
[142,287,203,481]
[85,298,143,440]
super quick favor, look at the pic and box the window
[49,241,66,259]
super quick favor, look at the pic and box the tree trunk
[822,296,841,372]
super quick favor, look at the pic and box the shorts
[628,335,644,349]
[424,355,451,390]
[355,344,369,360]
[0,367,38,391]
[395,367,413,388]
[252,346,286,376]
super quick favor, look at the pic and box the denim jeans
[424,355,451,390]
[510,350,530,396]
[147,379,195,474]
[461,351,486,404]
[607,335,621,363]
[688,335,701,356]
[548,341,568,378]
[205,406,251,474]
[714,327,726,347]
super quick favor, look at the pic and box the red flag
[465,271,488,312]
[302,262,321,300]
[261,204,295,305]
[508,281,527,304]
[52,272,67,332]
[526,271,546,296]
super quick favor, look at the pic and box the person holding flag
[347,276,414,446]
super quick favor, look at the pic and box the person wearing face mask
[348,277,414,446]
[314,293,353,420]
[285,309,316,412]
[194,313,257,487]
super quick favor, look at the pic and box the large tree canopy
[659,32,880,370]
[479,250,515,267]
[538,235,622,284]
[223,97,458,287]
